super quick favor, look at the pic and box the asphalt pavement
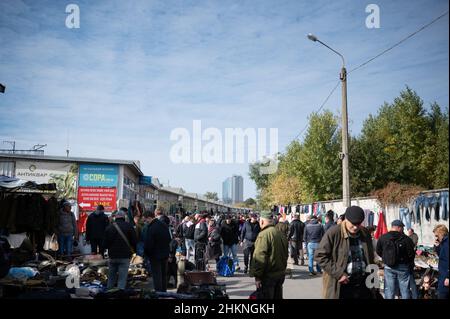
[214,247,323,299]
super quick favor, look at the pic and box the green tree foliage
[244,198,256,206]
[248,161,270,191]
[251,87,449,207]
[204,192,219,201]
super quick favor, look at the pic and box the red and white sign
[78,187,117,212]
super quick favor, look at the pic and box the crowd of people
[59,203,450,300]
[1,202,447,301]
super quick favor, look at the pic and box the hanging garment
[422,197,431,222]
[363,209,371,227]
[432,195,440,221]
[399,207,412,230]
[409,199,416,225]
[77,211,88,234]
[374,211,388,239]
[414,196,423,225]
[373,209,380,226]
[367,211,374,227]
[441,191,448,221]
[296,205,300,213]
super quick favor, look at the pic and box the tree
[244,198,256,206]
[248,161,271,191]
[424,103,449,188]
[204,192,219,201]
[352,87,443,191]
[295,111,342,201]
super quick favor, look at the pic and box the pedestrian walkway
[214,249,323,299]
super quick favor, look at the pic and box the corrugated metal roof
[0,153,143,176]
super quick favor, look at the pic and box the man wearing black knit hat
[315,206,375,299]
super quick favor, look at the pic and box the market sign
[15,161,78,199]
[79,164,118,188]
[139,176,152,186]
[78,187,117,212]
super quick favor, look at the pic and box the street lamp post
[307,33,351,208]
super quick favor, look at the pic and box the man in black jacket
[304,215,324,275]
[103,208,137,290]
[323,210,336,233]
[86,205,109,256]
[376,220,416,299]
[240,213,261,273]
[220,215,241,270]
[288,213,305,266]
[144,210,171,292]
[194,213,208,271]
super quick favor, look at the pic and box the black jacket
[144,218,171,260]
[304,220,324,243]
[207,226,222,258]
[220,221,240,246]
[376,231,415,265]
[157,214,171,226]
[194,219,208,244]
[86,212,109,241]
[240,221,260,242]
[323,221,336,233]
[103,219,137,259]
[288,219,305,242]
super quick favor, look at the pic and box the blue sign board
[79,164,119,188]
[139,176,152,186]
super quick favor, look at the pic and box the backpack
[383,235,414,267]
[185,223,196,240]
[217,256,235,277]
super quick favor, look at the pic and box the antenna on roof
[65,130,70,157]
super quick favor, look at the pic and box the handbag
[44,234,59,251]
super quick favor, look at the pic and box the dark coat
[435,236,448,293]
[240,221,261,243]
[144,218,171,260]
[323,221,336,233]
[220,221,240,246]
[194,219,208,244]
[376,231,415,265]
[288,219,305,242]
[103,219,137,259]
[207,226,222,259]
[315,223,375,299]
[86,212,109,241]
[304,219,324,243]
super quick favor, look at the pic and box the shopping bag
[44,234,59,251]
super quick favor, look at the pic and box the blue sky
[0,0,448,200]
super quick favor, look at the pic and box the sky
[0,0,448,200]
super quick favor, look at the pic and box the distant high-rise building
[222,178,232,204]
[222,175,243,204]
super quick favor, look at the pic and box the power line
[349,10,449,74]
[292,10,449,142]
[293,80,340,141]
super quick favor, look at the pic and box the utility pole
[340,67,350,208]
[307,33,351,208]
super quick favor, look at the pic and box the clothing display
[413,192,448,225]
[374,211,388,240]
[0,193,59,235]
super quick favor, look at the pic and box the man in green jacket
[249,210,288,299]
[315,206,375,299]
